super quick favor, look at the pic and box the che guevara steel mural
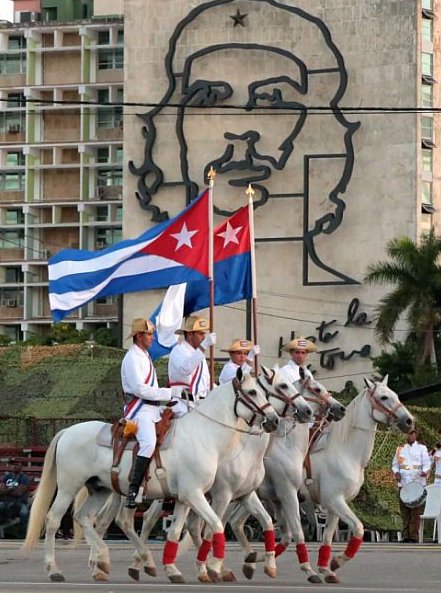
[129,0,360,285]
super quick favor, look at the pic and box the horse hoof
[93,571,109,582]
[168,574,185,583]
[96,561,110,575]
[128,568,139,581]
[207,568,222,582]
[144,566,157,577]
[325,574,341,584]
[49,573,65,582]
[264,566,277,579]
[222,570,237,582]
[245,552,257,563]
[242,564,255,580]
[197,574,211,583]
[308,574,323,584]
[330,557,341,572]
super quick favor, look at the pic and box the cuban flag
[48,191,210,321]
[150,204,252,360]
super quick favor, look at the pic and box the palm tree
[365,232,441,367]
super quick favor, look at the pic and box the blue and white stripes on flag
[48,191,210,321]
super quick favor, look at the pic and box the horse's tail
[22,429,66,550]
[72,487,88,546]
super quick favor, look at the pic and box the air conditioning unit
[4,300,17,308]
[6,124,21,133]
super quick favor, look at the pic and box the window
[422,181,432,204]
[98,48,123,70]
[422,0,433,10]
[97,169,123,187]
[96,228,122,248]
[422,53,433,77]
[422,18,433,43]
[98,30,110,45]
[97,89,123,128]
[8,36,26,50]
[44,7,57,21]
[0,112,25,133]
[0,288,24,306]
[115,147,123,162]
[115,205,123,221]
[7,152,25,167]
[7,93,25,108]
[0,172,25,191]
[422,148,432,172]
[5,267,24,283]
[6,209,25,224]
[422,116,433,141]
[0,54,26,75]
[117,29,124,44]
[96,295,117,305]
[422,84,433,108]
[97,147,109,163]
[96,206,108,221]
[0,230,24,249]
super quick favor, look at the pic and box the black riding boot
[125,455,150,509]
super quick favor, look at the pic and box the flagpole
[246,183,258,374]
[208,166,216,389]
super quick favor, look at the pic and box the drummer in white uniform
[218,339,260,384]
[168,315,216,416]
[391,428,431,542]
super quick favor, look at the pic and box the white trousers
[134,413,157,458]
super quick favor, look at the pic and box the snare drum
[399,482,427,508]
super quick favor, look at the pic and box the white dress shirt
[219,360,252,384]
[391,441,432,487]
[168,339,210,416]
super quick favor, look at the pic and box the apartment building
[0,0,124,341]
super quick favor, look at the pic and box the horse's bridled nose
[305,408,312,417]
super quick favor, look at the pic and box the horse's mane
[326,387,367,448]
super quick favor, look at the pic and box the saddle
[108,408,175,496]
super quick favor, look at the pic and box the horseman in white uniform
[280,337,317,384]
[218,338,260,384]
[392,428,431,542]
[168,315,216,416]
[122,318,182,508]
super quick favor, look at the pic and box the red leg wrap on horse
[263,530,276,552]
[344,536,363,559]
[296,542,309,564]
[275,542,287,557]
[212,532,226,559]
[197,539,212,562]
[318,544,332,567]
[162,540,179,565]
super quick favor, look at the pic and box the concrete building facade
[122,0,440,388]
[0,0,123,341]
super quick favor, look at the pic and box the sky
[0,0,13,21]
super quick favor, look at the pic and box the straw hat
[175,315,210,335]
[283,337,317,353]
[126,318,155,339]
[221,339,253,353]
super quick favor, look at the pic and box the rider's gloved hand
[247,344,261,361]
[201,332,216,350]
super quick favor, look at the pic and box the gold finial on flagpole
[246,183,255,202]
[207,166,216,188]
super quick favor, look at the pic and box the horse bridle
[365,384,404,424]
[299,376,335,419]
[232,377,274,427]
[257,371,302,419]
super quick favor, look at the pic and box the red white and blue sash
[124,355,156,418]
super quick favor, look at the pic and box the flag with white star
[149,205,253,360]
[48,191,210,321]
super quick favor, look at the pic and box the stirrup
[124,493,137,509]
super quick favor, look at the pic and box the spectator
[0,459,31,537]
[391,429,431,543]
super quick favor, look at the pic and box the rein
[365,385,404,423]
[232,377,273,427]
[192,407,266,435]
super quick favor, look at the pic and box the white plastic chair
[418,484,441,543]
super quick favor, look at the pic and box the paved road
[0,540,440,593]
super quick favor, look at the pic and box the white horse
[115,369,346,584]
[216,369,347,583]
[22,371,280,583]
[78,365,314,582]
[231,375,414,584]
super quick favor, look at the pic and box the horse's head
[258,365,313,423]
[232,368,279,433]
[296,367,346,422]
[363,375,414,432]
